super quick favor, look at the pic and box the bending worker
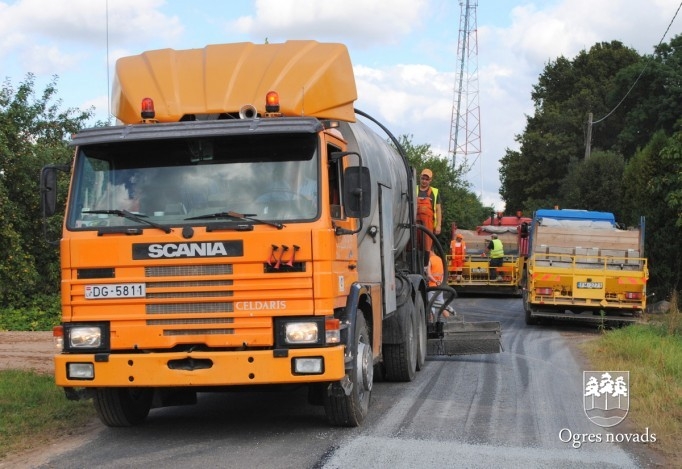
[427,250,450,321]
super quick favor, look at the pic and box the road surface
[1,297,664,468]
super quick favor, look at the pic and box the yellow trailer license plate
[577,282,603,289]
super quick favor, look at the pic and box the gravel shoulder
[0,331,102,468]
[0,331,55,374]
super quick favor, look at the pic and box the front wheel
[93,387,153,427]
[324,313,372,426]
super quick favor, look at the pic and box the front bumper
[55,346,345,387]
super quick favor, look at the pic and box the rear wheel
[384,296,417,382]
[324,313,372,426]
[414,294,427,371]
[523,288,538,325]
[93,387,153,427]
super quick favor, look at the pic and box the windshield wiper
[185,211,283,229]
[84,210,172,233]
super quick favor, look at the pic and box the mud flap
[427,320,501,355]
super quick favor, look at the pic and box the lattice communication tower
[448,0,481,170]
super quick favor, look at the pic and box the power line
[592,0,682,125]
[586,1,682,158]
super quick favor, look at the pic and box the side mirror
[40,164,70,218]
[40,166,58,217]
[343,166,371,218]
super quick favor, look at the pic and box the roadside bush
[0,294,60,331]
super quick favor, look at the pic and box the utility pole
[584,112,593,160]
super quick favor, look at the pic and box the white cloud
[501,0,680,70]
[21,44,82,75]
[230,0,429,46]
[80,94,109,120]
[355,63,452,146]
[14,0,181,42]
[0,0,183,65]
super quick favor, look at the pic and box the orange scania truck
[41,41,500,427]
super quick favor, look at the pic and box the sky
[1,0,681,211]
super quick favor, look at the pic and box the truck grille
[135,263,310,345]
[141,264,237,337]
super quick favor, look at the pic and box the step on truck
[448,212,531,296]
[40,40,500,428]
[523,209,648,325]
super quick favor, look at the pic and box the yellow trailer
[523,209,648,325]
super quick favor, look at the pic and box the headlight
[62,322,109,353]
[69,326,102,348]
[285,322,319,344]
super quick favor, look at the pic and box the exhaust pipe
[239,104,257,119]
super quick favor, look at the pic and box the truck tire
[383,296,417,382]
[324,313,372,426]
[414,294,427,371]
[523,289,538,325]
[93,387,153,427]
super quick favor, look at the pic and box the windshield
[67,132,319,230]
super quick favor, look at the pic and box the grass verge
[581,294,682,463]
[0,370,95,460]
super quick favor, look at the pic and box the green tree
[660,130,682,229]
[612,35,682,157]
[499,41,641,213]
[559,150,625,216]
[622,130,682,298]
[0,74,92,307]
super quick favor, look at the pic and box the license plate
[577,282,603,289]
[85,283,146,299]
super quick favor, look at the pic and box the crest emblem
[583,371,629,427]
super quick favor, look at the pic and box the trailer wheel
[415,294,427,371]
[324,313,372,426]
[383,296,417,382]
[93,387,153,427]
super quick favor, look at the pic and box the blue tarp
[534,209,616,225]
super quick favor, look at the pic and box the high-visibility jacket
[417,186,439,229]
[489,239,504,259]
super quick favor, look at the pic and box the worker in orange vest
[450,232,467,281]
